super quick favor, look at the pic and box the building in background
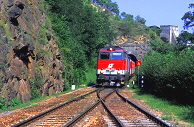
[160,25,179,44]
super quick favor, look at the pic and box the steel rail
[96,88,113,99]
[116,89,171,127]
[63,88,114,127]
[100,97,125,127]
[97,88,125,127]
[63,100,101,127]
[12,88,99,127]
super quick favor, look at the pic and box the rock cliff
[113,35,150,46]
[0,0,64,103]
[113,35,150,60]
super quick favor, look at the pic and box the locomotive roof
[99,46,124,51]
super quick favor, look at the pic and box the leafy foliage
[182,4,194,30]
[0,98,9,109]
[29,76,42,99]
[135,15,146,25]
[10,98,22,107]
[92,0,119,15]
[45,0,116,89]
[140,42,194,104]
[149,26,162,36]
[0,98,21,110]
[177,31,194,44]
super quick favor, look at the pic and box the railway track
[12,88,100,127]
[102,90,168,127]
[12,88,171,127]
[67,88,171,127]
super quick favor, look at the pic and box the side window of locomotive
[111,52,123,60]
[99,52,110,60]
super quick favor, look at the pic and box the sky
[111,0,194,34]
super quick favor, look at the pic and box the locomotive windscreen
[99,52,123,60]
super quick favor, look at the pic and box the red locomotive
[96,46,138,86]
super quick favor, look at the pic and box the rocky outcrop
[113,35,150,60]
[0,0,64,103]
[113,35,150,46]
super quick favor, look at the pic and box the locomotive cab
[96,46,131,86]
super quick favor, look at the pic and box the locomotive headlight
[100,70,105,74]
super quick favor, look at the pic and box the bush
[140,44,194,104]
[0,98,8,109]
[10,98,21,107]
[0,98,21,110]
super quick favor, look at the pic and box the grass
[0,96,47,112]
[128,87,194,126]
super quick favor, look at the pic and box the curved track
[64,88,171,127]
[12,88,171,127]
[101,89,170,127]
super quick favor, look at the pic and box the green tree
[149,26,162,36]
[93,0,119,15]
[45,0,115,87]
[135,15,146,25]
[121,12,133,22]
[182,4,194,30]
[177,31,194,44]
[110,2,119,15]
